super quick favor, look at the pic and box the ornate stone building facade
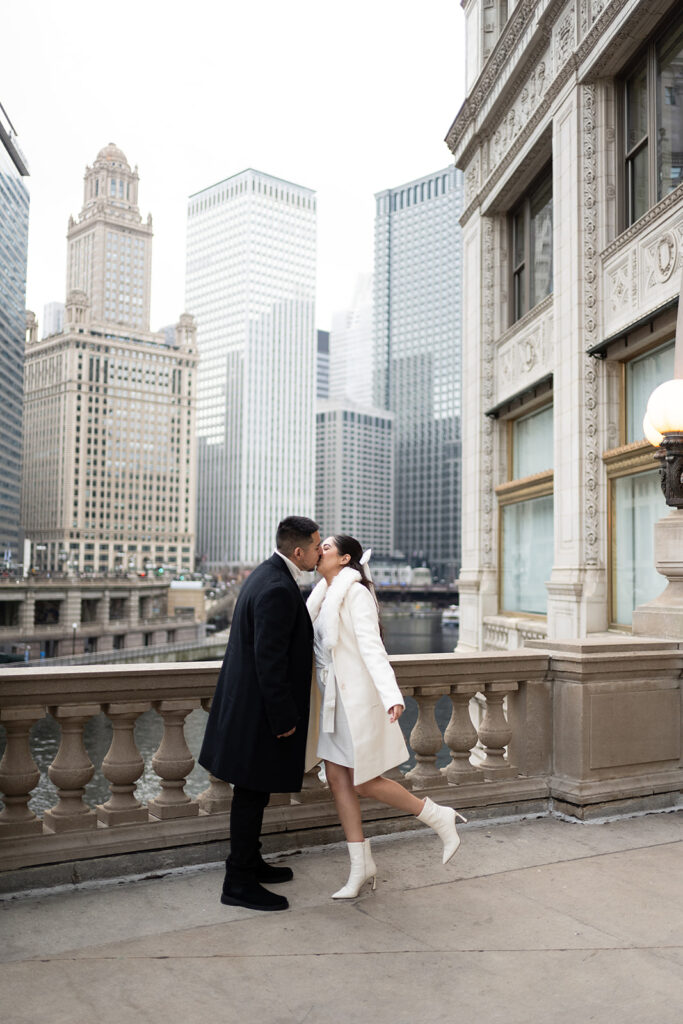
[449,0,682,649]
[22,146,198,575]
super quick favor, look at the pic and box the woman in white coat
[307,535,466,898]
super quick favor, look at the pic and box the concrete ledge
[0,781,551,895]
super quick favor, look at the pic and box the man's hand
[388,705,403,724]
[277,726,296,738]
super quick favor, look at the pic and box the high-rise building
[0,103,29,570]
[448,0,683,650]
[329,273,374,407]
[316,329,330,399]
[22,145,198,575]
[42,301,64,339]
[374,168,463,582]
[316,399,393,556]
[66,143,152,331]
[185,169,317,567]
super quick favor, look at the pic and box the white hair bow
[359,547,373,582]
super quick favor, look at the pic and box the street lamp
[633,271,683,637]
[72,622,78,656]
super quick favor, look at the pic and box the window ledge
[496,468,553,504]
[603,440,657,477]
[496,293,553,351]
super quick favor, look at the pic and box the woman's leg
[325,761,364,842]
[355,775,426,815]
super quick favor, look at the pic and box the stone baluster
[0,706,44,836]
[197,774,233,814]
[405,690,447,788]
[148,700,200,819]
[196,696,232,813]
[443,686,481,784]
[43,704,100,832]
[96,702,148,825]
[478,683,518,780]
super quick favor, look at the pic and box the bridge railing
[0,643,680,881]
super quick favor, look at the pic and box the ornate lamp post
[633,273,683,637]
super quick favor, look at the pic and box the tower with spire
[66,142,153,330]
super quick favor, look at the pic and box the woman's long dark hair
[333,534,384,638]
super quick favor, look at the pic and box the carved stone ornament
[582,83,601,567]
[645,231,679,287]
[481,217,496,568]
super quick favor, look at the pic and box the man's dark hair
[276,516,319,556]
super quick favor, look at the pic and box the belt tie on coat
[320,663,337,733]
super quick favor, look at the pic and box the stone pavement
[0,813,681,1024]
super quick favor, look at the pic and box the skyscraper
[66,143,152,331]
[330,273,374,407]
[42,301,64,339]
[185,169,317,567]
[316,329,330,399]
[374,167,463,582]
[22,145,197,575]
[316,399,394,556]
[0,102,29,570]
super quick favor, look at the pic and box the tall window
[624,13,683,226]
[510,167,553,323]
[497,404,554,615]
[605,338,676,625]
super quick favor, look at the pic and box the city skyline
[2,0,466,333]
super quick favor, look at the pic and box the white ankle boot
[332,839,377,898]
[417,797,467,864]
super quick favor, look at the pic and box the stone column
[148,700,200,819]
[405,690,447,788]
[632,509,683,638]
[0,706,44,836]
[43,704,99,832]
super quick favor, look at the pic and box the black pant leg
[225,786,270,884]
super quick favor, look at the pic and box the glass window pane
[514,268,526,321]
[629,145,650,223]
[626,62,649,153]
[657,21,683,199]
[512,404,554,478]
[502,496,554,614]
[613,471,663,624]
[530,177,553,307]
[625,340,676,442]
[513,211,525,269]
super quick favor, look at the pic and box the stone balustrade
[0,641,681,885]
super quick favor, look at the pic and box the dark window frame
[620,8,683,228]
[508,163,554,325]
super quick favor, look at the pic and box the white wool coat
[305,567,409,786]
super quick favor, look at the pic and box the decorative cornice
[602,439,656,477]
[495,469,554,505]
[446,0,546,156]
[456,0,641,225]
[600,183,683,262]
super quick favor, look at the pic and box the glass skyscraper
[374,167,463,582]
[0,104,29,569]
[185,169,317,567]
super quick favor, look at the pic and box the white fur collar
[306,566,361,648]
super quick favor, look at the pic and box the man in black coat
[199,516,321,911]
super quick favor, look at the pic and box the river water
[1,610,458,814]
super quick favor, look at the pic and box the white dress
[313,614,354,767]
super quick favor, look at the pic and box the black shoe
[255,860,294,884]
[221,880,289,912]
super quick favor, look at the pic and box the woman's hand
[388,705,403,724]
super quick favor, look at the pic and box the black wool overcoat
[199,554,314,793]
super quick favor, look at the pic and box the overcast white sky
[3,0,466,332]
